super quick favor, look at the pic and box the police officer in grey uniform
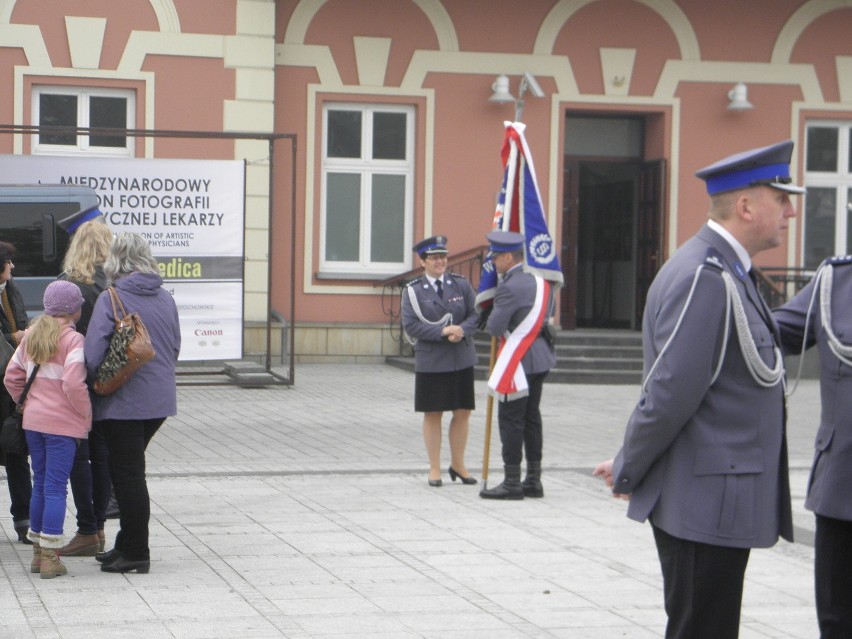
[401,236,478,487]
[480,230,556,500]
[594,140,801,639]
[774,256,852,638]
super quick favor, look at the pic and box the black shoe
[96,548,120,564]
[448,467,478,485]
[522,480,544,498]
[479,482,524,500]
[15,527,33,545]
[428,478,443,487]
[101,555,150,574]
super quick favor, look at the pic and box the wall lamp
[727,82,753,111]
[489,71,545,121]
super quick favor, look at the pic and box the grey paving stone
[0,365,823,637]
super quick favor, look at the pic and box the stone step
[385,357,642,385]
[389,329,645,385]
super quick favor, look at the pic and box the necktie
[435,279,443,298]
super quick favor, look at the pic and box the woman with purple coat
[84,233,180,574]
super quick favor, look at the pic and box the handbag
[0,336,14,373]
[93,287,156,396]
[0,364,39,455]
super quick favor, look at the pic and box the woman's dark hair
[0,241,15,264]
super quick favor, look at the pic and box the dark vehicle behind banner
[0,184,100,317]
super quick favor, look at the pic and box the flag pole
[481,126,520,490]
[480,335,498,489]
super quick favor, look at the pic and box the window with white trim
[803,123,852,269]
[321,103,414,275]
[32,87,135,156]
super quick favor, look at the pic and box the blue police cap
[58,205,105,234]
[412,235,448,257]
[695,140,805,196]
[486,230,525,255]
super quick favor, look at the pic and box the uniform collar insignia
[704,247,724,269]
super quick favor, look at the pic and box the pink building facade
[2,1,851,361]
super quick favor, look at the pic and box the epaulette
[826,255,852,266]
[405,276,422,288]
[704,247,724,270]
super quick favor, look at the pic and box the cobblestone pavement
[1,364,822,638]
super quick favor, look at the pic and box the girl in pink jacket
[4,281,91,579]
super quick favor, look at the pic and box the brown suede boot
[97,530,106,553]
[39,535,68,579]
[29,533,41,574]
[40,548,67,579]
[58,532,100,557]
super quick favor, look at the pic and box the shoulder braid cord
[784,263,852,397]
[402,285,453,346]
[642,265,785,396]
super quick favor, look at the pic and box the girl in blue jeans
[4,281,91,578]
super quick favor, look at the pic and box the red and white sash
[488,276,550,401]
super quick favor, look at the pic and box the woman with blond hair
[55,220,114,558]
[5,281,91,578]
[59,220,112,333]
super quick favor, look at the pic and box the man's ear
[734,191,753,222]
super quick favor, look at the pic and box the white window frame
[32,86,135,157]
[803,121,852,266]
[320,103,414,276]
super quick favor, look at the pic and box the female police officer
[401,236,478,487]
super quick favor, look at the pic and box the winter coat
[4,317,91,439]
[84,272,181,421]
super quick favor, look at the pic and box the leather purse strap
[107,287,128,322]
[17,363,41,409]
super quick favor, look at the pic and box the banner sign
[0,155,246,361]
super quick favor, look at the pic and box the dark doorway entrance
[560,115,664,330]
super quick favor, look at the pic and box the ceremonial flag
[475,121,563,312]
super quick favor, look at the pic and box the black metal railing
[755,266,814,308]
[376,245,488,353]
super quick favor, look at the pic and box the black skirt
[414,366,475,413]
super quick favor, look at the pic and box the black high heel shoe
[448,467,478,485]
[428,478,443,487]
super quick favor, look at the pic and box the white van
[0,184,100,316]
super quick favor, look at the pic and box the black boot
[522,461,544,498]
[480,465,524,500]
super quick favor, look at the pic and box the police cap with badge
[695,139,805,196]
[486,230,525,257]
[412,235,449,259]
[58,205,106,234]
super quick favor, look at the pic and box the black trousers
[497,372,546,465]
[97,417,164,561]
[815,514,852,638]
[3,450,31,524]
[68,428,111,534]
[2,389,31,526]
[652,525,751,639]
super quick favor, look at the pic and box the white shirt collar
[424,273,442,287]
[707,220,751,272]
